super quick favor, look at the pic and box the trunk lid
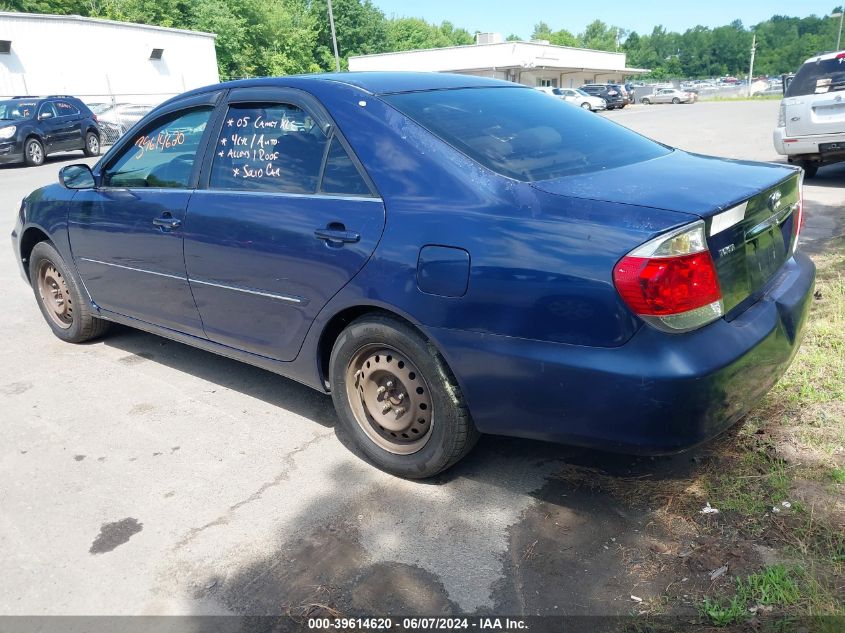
[532,150,802,317]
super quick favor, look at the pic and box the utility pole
[837,11,844,50]
[327,0,341,72]
[748,33,756,97]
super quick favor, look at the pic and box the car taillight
[613,221,723,333]
[792,174,805,254]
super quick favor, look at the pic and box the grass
[774,243,845,406]
[830,467,845,484]
[703,451,792,516]
[699,565,801,626]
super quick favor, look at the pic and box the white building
[349,34,648,88]
[0,12,219,104]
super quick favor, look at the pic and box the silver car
[640,88,697,105]
[535,87,606,111]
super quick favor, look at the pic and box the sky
[373,0,841,38]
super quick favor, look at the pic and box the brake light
[92,114,98,122]
[792,175,805,254]
[613,221,723,333]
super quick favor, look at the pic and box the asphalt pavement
[0,100,842,616]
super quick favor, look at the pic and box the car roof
[164,72,523,107]
[802,50,845,64]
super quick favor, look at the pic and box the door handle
[153,213,182,230]
[314,226,360,244]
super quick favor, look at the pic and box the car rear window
[786,55,845,97]
[383,87,670,182]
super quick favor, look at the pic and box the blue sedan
[11,73,815,478]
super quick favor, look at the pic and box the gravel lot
[1,100,842,617]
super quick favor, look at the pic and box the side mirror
[39,112,54,121]
[59,164,96,190]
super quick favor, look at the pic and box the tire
[329,314,479,478]
[800,161,819,179]
[83,131,100,157]
[641,98,651,105]
[672,97,681,104]
[580,102,592,110]
[24,138,45,167]
[28,241,110,343]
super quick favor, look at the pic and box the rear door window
[384,87,670,182]
[54,100,80,117]
[209,103,328,193]
[786,55,845,97]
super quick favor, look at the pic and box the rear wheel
[329,314,479,478]
[672,97,681,104]
[83,131,100,157]
[24,138,45,167]
[29,241,110,343]
[641,98,651,105]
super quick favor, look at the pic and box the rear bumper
[773,127,845,161]
[429,252,816,454]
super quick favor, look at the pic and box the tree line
[1,0,842,79]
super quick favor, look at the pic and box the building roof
[349,40,648,76]
[0,11,216,38]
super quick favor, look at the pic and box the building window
[150,48,164,60]
[537,78,558,87]
[0,40,11,54]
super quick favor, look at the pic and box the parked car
[624,83,636,104]
[0,95,100,166]
[535,86,606,111]
[773,50,845,178]
[640,88,697,105]
[580,83,627,109]
[12,73,814,478]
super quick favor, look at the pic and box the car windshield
[786,55,845,97]
[383,87,670,182]
[0,100,38,120]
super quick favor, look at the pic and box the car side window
[102,106,213,189]
[38,102,57,119]
[54,100,80,117]
[320,137,371,196]
[209,102,328,194]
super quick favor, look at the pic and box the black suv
[0,96,101,167]
[580,84,627,110]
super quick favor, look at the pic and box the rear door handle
[314,227,360,244]
[153,213,182,230]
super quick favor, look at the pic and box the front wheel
[580,102,592,110]
[641,98,651,105]
[29,241,110,343]
[83,131,100,157]
[24,138,45,167]
[329,315,479,478]
[672,97,681,104]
